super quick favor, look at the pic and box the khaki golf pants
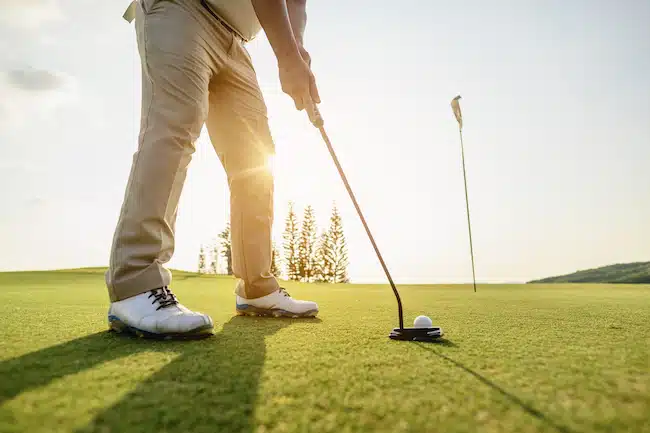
[106,0,279,302]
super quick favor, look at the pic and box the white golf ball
[413,315,433,328]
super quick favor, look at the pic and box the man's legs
[206,45,278,300]
[206,38,318,317]
[106,0,234,335]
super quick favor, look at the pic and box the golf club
[451,95,477,292]
[305,104,444,342]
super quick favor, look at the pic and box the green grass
[0,269,649,433]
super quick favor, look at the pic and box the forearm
[251,0,301,64]
[287,0,307,46]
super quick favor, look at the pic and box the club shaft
[316,126,405,329]
[458,128,477,292]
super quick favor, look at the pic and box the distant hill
[528,262,650,284]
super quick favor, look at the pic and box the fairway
[0,269,648,433]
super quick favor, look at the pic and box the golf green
[0,269,648,433]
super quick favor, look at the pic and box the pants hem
[107,264,172,302]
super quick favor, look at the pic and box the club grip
[306,102,324,128]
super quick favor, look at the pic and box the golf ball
[413,315,433,328]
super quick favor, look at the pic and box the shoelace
[148,286,179,311]
[279,287,291,297]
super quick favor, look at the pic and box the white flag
[451,95,463,130]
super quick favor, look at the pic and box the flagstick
[458,127,477,293]
[451,95,477,293]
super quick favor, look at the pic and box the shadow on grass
[173,272,204,282]
[0,316,319,433]
[416,344,578,433]
[426,338,458,348]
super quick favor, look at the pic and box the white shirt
[205,0,262,41]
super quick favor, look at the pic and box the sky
[0,0,649,284]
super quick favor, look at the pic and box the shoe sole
[108,315,214,340]
[235,305,319,318]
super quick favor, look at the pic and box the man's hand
[251,0,319,112]
[278,47,319,111]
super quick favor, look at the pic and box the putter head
[389,327,444,342]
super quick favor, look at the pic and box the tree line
[198,202,349,283]
[528,261,650,284]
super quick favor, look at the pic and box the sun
[265,154,276,177]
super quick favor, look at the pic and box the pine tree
[314,229,334,283]
[218,223,233,275]
[270,242,281,277]
[210,243,219,274]
[283,202,300,281]
[198,245,207,274]
[297,205,318,282]
[327,204,350,283]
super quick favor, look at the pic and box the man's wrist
[276,45,304,67]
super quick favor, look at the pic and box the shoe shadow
[0,331,149,406]
[0,315,308,433]
[75,316,296,433]
[415,343,578,433]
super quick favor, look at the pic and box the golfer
[106,0,320,339]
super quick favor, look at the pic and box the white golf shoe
[108,287,214,339]
[236,288,319,318]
